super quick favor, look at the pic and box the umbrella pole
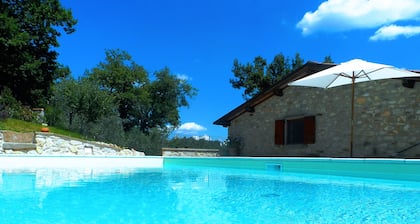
[350,73,355,157]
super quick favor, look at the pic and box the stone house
[214,61,420,158]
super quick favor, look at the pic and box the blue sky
[57,0,420,141]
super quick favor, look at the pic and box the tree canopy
[230,53,304,100]
[230,53,333,100]
[86,49,197,133]
[0,0,77,107]
[86,49,149,131]
[323,55,334,63]
[49,77,115,131]
[47,49,198,154]
[0,1,212,154]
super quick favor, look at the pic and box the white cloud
[176,122,206,134]
[369,25,420,41]
[192,135,211,141]
[176,73,190,81]
[297,0,420,36]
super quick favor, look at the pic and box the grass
[0,118,84,139]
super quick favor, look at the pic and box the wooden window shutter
[274,120,285,145]
[303,116,316,144]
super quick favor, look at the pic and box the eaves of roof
[213,61,336,127]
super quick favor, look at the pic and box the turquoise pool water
[1,165,419,224]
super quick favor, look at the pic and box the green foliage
[124,128,168,156]
[225,136,242,149]
[87,49,148,131]
[140,68,197,133]
[0,0,76,107]
[0,88,20,118]
[0,88,35,121]
[164,137,223,149]
[81,114,125,145]
[49,77,116,132]
[221,136,243,156]
[230,53,334,100]
[323,55,334,63]
[87,49,197,133]
[45,49,197,155]
[230,53,304,100]
[0,0,200,155]
[0,104,7,120]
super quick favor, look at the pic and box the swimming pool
[0,156,419,223]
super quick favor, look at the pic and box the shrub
[0,104,8,120]
[0,88,36,121]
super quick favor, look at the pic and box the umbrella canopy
[289,59,419,88]
[288,58,420,157]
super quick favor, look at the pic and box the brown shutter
[303,116,316,144]
[274,120,285,145]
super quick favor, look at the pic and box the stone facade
[228,79,420,158]
[0,131,145,156]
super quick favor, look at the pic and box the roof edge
[213,61,336,126]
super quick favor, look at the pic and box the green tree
[231,56,267,100]
[0,87,34,121]
[0,0,77,107]
[141,68,197,133]
[292,53,304,70]
[323,55,334,63]
[230,53,304,100]
[49,77,115,132]
[87,49,149,131]
[87,49,197,133]
[124,128,169,155]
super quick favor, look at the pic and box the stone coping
[1,156,419,182]
[0,155,163,169]
[2,142,36,150]
[162,147,219,152]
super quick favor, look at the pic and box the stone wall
[0,131,145,156]
[162,147,219,157]
[228,79,420,158]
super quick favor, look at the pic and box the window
[274,116,315,145]
[287,118,305,144]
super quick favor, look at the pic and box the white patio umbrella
[289,59,420,157]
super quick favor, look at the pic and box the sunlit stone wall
[162,147,219,157]
[228,79,420,158]
[0,131,145,156]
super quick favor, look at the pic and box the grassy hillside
[0,118,84,139]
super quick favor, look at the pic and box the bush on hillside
[0,104,8,120]
[0,88,36,122]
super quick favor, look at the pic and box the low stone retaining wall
[162,147,219,157]
[0,131,144,156]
